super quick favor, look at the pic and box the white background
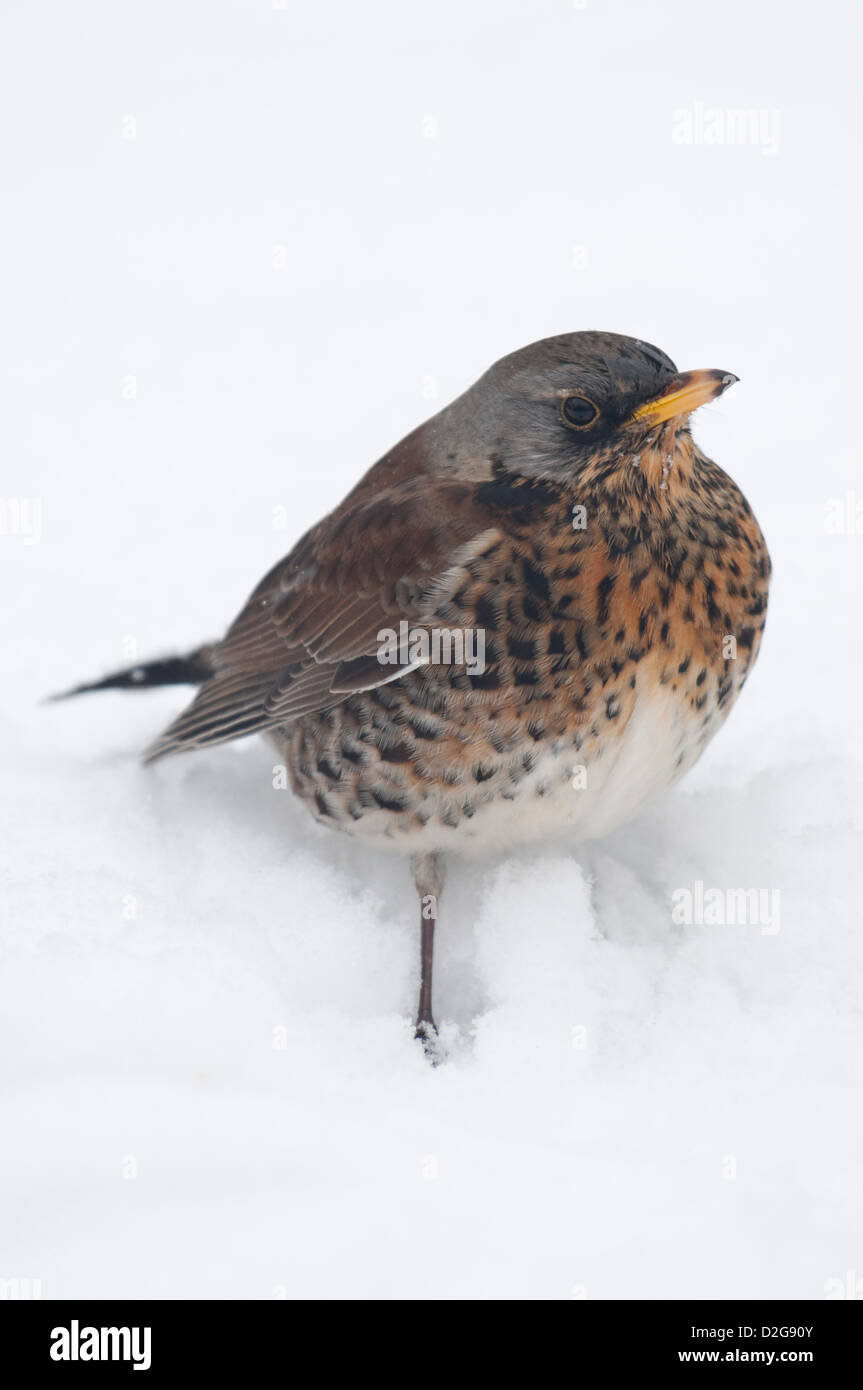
[1,0,861,1299]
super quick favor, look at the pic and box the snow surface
[1,0,861,1300]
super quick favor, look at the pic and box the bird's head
[438,330,738,492]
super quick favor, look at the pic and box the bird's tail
[47,644,217,701]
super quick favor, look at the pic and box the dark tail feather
[46,644,217,702]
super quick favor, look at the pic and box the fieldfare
[56,332,771,1055]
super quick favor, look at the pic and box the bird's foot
[414,1017,441,1064]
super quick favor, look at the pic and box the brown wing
[144,476,502,761]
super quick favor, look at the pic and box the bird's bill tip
[627,368,739,427]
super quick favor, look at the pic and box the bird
[54,331,771,1056]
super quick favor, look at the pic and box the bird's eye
[560,395,599,430]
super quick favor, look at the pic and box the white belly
[455,686,707,855]
[343,681,718,858]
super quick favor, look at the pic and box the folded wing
[144,476,501,761]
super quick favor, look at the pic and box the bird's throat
[635,421,697,498]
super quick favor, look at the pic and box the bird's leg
[411,851,445,1053]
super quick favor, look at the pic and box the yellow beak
[627,369,739,427]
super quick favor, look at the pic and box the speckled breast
[277,453,770,856]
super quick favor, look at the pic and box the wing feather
[145,475,501,760]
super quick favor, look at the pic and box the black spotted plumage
[55,331,770,1055]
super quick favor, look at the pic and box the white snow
[1,0,861,1300]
